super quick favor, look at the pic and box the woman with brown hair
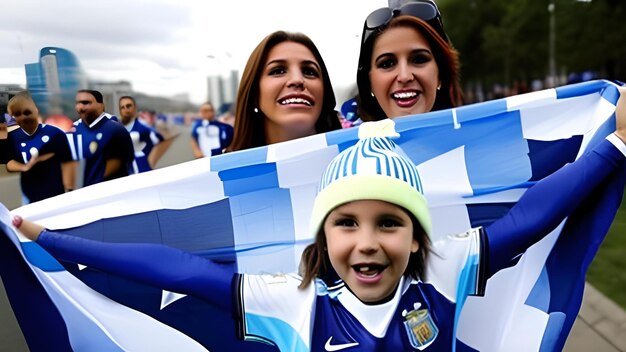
[355,0,464,121]
[228,31,341,152]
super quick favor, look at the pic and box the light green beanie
[310,120,432,236]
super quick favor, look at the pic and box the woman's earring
[437,84,441,91]
[254,107,259,113]
[371,92,375,97]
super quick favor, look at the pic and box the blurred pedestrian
[190,102,233,157]
[118,96,172,172]
[5,92,73,204]
[66,90,134,188]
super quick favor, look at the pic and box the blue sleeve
[190,121,199,141]
[37,230,236,311]
[485,139,626,277]
[46,128,73,162]
[104,126,134,164]
[221,124,234,147]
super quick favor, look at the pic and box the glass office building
[25,47,88,118]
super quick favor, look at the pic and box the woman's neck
[264,124,316,145]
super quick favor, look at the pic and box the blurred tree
[439,0,625,96]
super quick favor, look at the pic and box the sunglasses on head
[362,0,448,45]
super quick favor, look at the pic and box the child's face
[10,101,39,130]
[324,200,418,303]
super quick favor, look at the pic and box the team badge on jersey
[402,302,439,350]
[89,141,98,154]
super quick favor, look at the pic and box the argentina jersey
[7,123,72,203]
[237,227,486,351]
[125,118,164,173]
[68,115,134,187]
[191,119,234,156]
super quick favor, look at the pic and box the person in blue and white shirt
[4,92,73,204]
[0,113,8,164]
[190,102,234,158]
[66,90,134,188]
[118,95,169,173]
[11,87,626,351]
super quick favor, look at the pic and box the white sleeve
[606,133,626,157]
[423,227,486,302]
[237,273,316,350]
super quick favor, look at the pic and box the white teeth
[280,97,312,106]
[393,91,417,99]
[355,265,383,277]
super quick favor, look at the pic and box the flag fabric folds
[0,79,623,351]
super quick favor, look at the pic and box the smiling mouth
[392,91,419,100]
[352,263,388,277]
[279,97,313,106]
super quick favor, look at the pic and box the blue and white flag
[0,79,623,351]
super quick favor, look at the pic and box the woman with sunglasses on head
[356,0,463,121]
[227,31,341,152]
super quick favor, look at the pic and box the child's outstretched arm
[12,216,236,311]
[485,86,626,276]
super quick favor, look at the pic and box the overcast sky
[0,0,387,104]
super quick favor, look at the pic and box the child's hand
[616,86,626,144]
[12,216,45,241]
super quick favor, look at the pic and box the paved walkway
[565,283,626,351]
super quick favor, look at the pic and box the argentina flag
[0,79,623,351]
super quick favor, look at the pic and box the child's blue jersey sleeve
[37,230,235,311]
[485,138,626,277]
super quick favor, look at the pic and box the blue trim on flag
[539,312,565,352]
[467,203,515,228]
[527,136,582,181]
[464,110,530,193]
[211,145,268,172]
[325,125,358,148]
[585,114,616,152]
[230,187,295,245]
[43,282,126,352]
[601,83,620,105]
[525,267,550,312]
[221,163,279,197]
[63,200,235,254]
[555,80,613,100]
[0,225,73,351]
[395,108,455,131]
[456,99,508,123]
[22,242,66,271]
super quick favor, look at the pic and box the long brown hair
[299,209,431,289]
[227,31,341,152]
[356,16,463,121]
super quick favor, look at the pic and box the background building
[0,84,24,115]
[207,69,239,111]
[25,47,88,117]
[23,47,199,121]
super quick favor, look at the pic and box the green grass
[587,191,626,310]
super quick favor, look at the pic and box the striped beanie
[310,119,432,236]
